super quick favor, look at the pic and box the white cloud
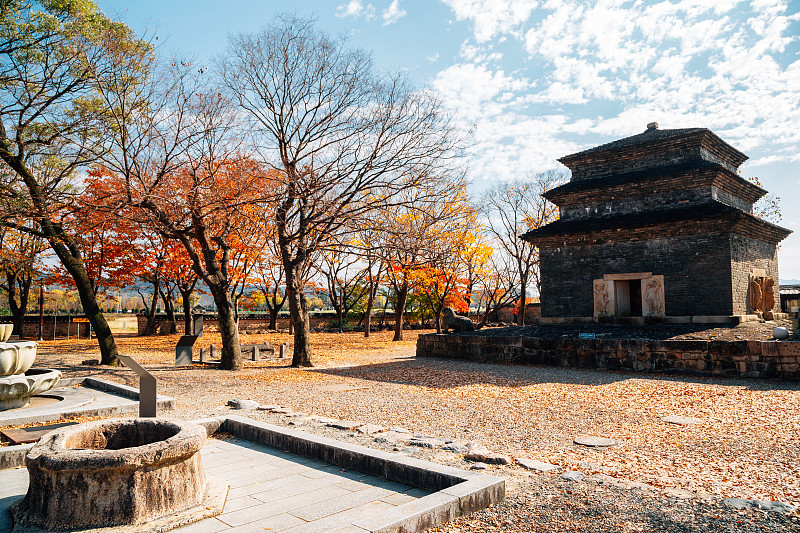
[432,64,584,179]
[442,0,539,42]
[382,0,407,25]
[427,52,440,63]
[433,63,530,120]
[336,0,376,21]
[514,0,800,162]
[459,41,503,63]
[432,0,800,188]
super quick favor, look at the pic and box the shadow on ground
[310,356,800,392]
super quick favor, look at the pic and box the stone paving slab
[182,437,431,532]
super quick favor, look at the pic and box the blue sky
[97,0,800,281]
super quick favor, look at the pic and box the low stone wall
[416,333,800,379]
[1,316,91,340]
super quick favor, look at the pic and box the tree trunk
[6,272,30,337]
[518,280,527,326]
[181,289,192,335]
[364,287,375,338]
[336,290,344,332]
[160,289,177,334]
[53,245,119,365]
[392,283,409,341]
[379,296,389,327]
[434,305,443,334]
[144,278,159,336]
[268,305,279,330]
[285,264,312,366]
[208,286,241,370]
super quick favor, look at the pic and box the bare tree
[89,46,261,369]
[316,239,369,332]
[252,240,286,331]
[355,224,386,338]
[482,170,564,325]
[220,15,463,366]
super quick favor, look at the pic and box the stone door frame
[593,272,665,321]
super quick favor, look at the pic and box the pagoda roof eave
[543,161,766,203]
[558,128,748,169]
[521,202,792,244]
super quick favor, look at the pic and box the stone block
[487,337,522,347]
[709,340,748,356]
[355,492,460,533]
[782,364,799,373]
[777,342,800,357]
[663,316,692,324]
[662,340,708,352]
[536,317,564,324]
[762,342,779,356]
[747,341,762,355]
[521,338,541,350]
[617,339,644,351]
[691,316,736,324]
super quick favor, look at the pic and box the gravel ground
[23,329,800,532]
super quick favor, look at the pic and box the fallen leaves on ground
[31,328,800,506]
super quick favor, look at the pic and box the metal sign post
[116,355,157,418]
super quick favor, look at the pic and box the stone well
[11,419,228,532]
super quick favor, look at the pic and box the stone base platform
[532,314,787,326]
[417,332,800,380]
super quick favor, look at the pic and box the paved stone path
[0,437,431,533]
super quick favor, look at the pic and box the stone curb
[219,415,505,533]
[0,442,34,469]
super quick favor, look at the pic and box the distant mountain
[780,279,800,285]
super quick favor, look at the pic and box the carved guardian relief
[593,279,613,319]
[750,271,775,319]
[642,275,665,318]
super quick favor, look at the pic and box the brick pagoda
[522,123,792,323]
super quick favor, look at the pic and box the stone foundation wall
[416,333,800,380]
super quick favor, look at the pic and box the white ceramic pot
[0,341,38,376]
[0,325,12,342]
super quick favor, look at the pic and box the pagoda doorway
[614,279,642,317]
[593,273,665,322]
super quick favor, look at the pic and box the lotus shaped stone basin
[11,419,228,532]
[0,341,37,376]
[0,368,62,410]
